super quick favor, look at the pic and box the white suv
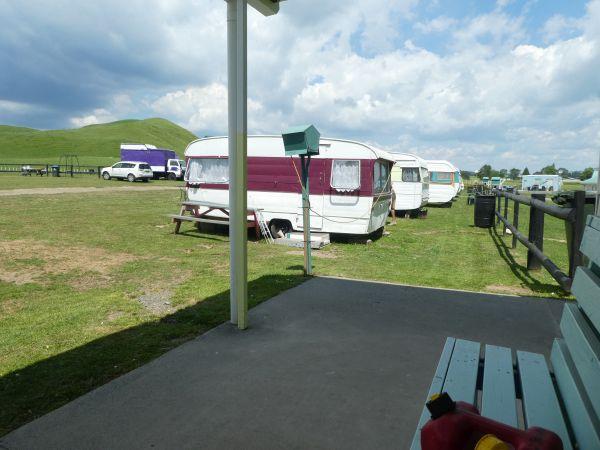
[101,161,153,182]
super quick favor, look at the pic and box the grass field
[0,118,197,166]
[0,189,575,435]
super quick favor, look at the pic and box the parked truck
[120,144,186,180]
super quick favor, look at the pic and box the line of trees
[475,163,595,180]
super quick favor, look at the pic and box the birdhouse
[282,125,320,156]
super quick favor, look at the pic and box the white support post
[596,151,600,216]
[227,0,248,329]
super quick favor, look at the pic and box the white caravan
[427,160,459,204]
[184,136,395,235]
[390,153,429,214]
[521,175,563,192]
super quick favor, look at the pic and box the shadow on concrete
[487,226,567,297]
[0,273,306,436]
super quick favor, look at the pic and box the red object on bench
[421,393,563,450]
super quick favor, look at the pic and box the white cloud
[414,16,457,34]
[150,83,263,133]
[70,109,117,127]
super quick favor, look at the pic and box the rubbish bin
[474,194,496,228]
[51,165,60,177]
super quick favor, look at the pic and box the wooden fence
[494,189,586,292]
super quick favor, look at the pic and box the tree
[509,168,520,179]
[499,169,508,178]
[557,168,570,178]
[460,171,471,181]
[522,167,530,175]
[581,167,594,180]
[477,164,492,179]
[540,163,558,175]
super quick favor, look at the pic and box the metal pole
[301,155,312,275]
[227,0,248,329]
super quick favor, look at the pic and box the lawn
[0,189,575,435]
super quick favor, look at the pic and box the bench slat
[516,351,572,450]
[409,337,456,450]
[481,345,518,427]
[572,266,600,333]
[581,217,600,270]
[560,303,600,418]
[551,339,600,450]
[442,339,480,404]
[169,215,230,225]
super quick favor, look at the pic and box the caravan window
[186,158,229,183]
[331,160,360,191]
[421,167,430,183]
[373,160,391,194]
[431,172,452,184]
[402,168,420,182]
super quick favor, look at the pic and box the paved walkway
[1,277,564,450]
[0,186,181,196]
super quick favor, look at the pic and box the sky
[1,0,599,171]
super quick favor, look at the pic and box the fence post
[512,200,519,249]
[97,166,101,178]
[527,193,545,271]
[496,191,501,228]
[46,164,49,177]
[70,164,74,177]
[569,190,586,278]
[503,194,509,235]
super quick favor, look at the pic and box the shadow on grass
[487,226,567,297]
[0,273,306,436]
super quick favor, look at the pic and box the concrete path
[0,186,181,196]
[1,277,564,450]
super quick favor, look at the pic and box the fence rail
[0,163,103,177]
[493,189,586,292]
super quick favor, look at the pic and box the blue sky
[1,0,599,171]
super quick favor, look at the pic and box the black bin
[51,165,60,177]
[474,194,496,228]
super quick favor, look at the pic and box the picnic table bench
[169,200,265,239]
[412,214,600,450]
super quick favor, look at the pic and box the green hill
[0,118,198,165]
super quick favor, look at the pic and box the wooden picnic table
[169,200,262,239]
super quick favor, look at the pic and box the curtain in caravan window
[373,161,391,194]
[186,158,229,183]
[402,168,420,182]
[331,160,360,191]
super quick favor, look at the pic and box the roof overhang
[248,0,284,16]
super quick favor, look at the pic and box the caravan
[427,160,459,204]
[184,136,395,236]
[390,153,429,215]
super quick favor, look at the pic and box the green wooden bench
[411,215,600,450]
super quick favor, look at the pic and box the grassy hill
[0,118,197,165]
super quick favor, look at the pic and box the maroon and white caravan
[184,135,394,236]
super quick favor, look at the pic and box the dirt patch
[485,284,535,296]
[546,238,567,244]
[138,290,174,315]
[285,250,339,259]
[0,186,180,197]
[0,240,136,288]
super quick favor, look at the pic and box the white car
[101,161,153,182]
